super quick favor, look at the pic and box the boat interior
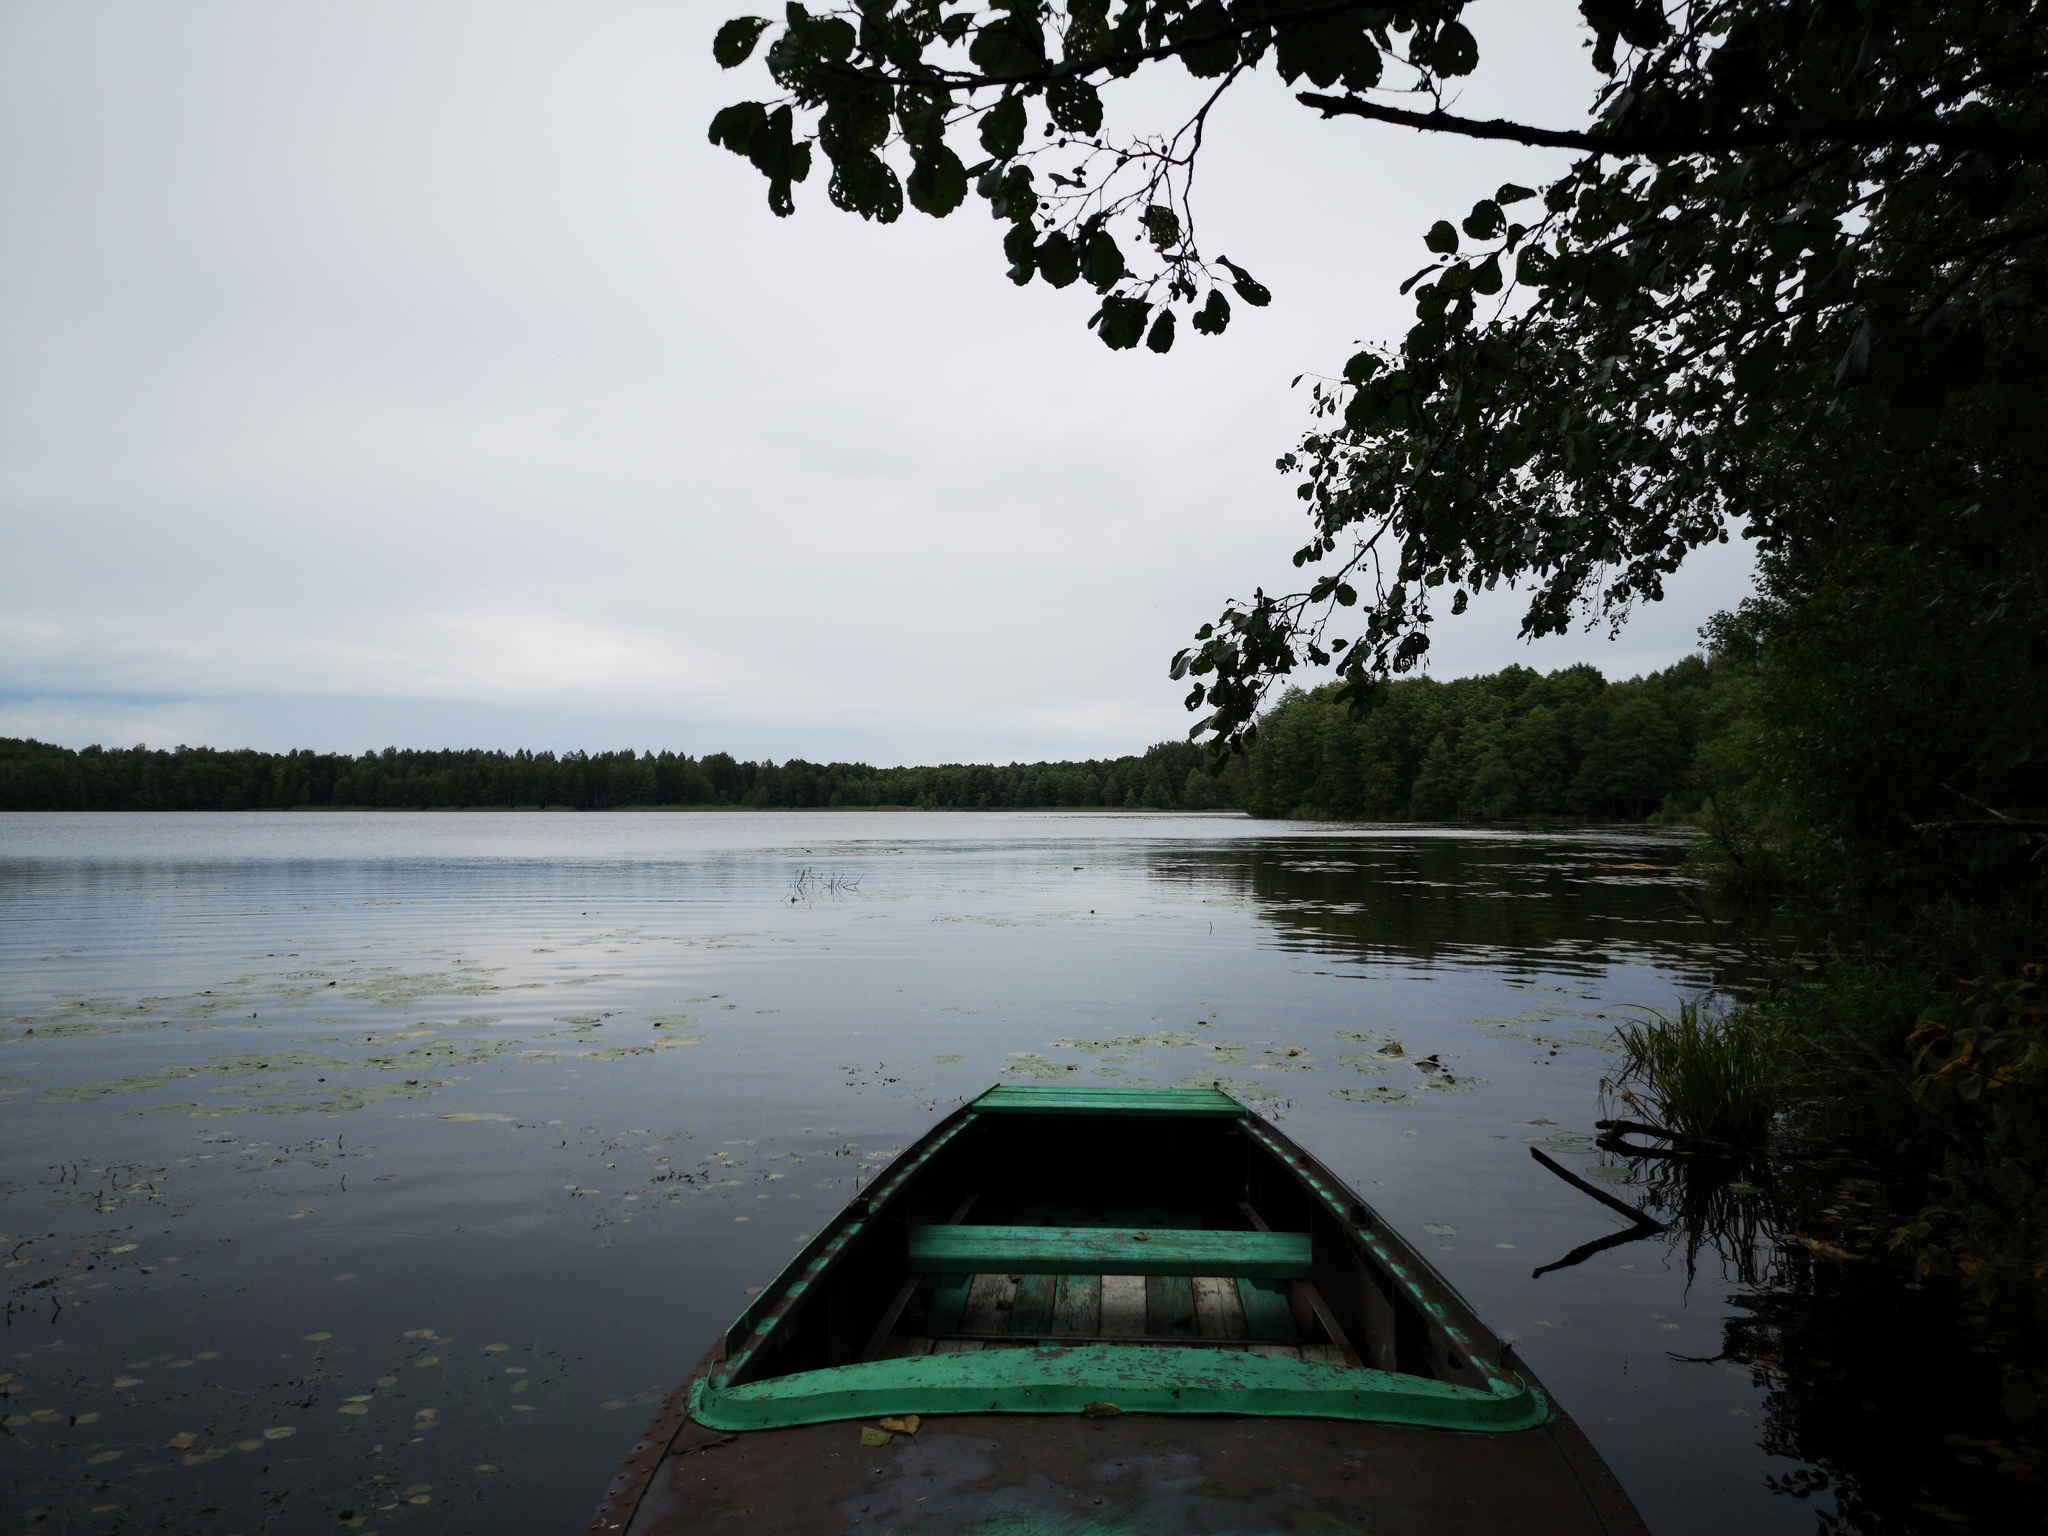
[715,1089,1504,1395]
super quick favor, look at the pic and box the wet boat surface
[588,1086,1649,1535]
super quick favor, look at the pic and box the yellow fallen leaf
[262,1426,295,1440]
[879,1415,920,1435]
[859,1426,892,1447]
[1080,1402,1122,1418]
[165,1431,199,1450]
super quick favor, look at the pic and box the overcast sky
[0,1,1755,765]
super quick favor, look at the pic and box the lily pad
[1333,1087,1419,1105]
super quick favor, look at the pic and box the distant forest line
[0,655,1723,821]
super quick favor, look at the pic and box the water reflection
[1145,831,1722,973]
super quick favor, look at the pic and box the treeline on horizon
[0,655,1720,820]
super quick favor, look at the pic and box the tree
[710,0,2046,744]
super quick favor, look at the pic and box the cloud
[0,0,1756,760]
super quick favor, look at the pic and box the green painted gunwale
[690,1345,1548,1433]
[700,1085,1548,1436]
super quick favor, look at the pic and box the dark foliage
[1236,656,1714,821]
[0,738,1235,814]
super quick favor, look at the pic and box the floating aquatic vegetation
[342,970,509,1007]
[1333,1053,1390,1075]
[48,1052,347,1103]
[1525,1029,1617,1051]
[362,1037,509,1070]
[581,1037,698,1061]
[43,1068,210,1102]
[1048,1030,1209,1053]
[931,1054,965,1065]
[1244,1047,1315,1071]
[1527,1129,1598,1154]
[1332,1086,1419,1105]
[1002,1054,1079,1081]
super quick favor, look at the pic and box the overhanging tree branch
[1296,91,2048,158]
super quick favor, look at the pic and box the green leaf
[1425,221,1460,254]
[1462,199,1505,241]
[715,103,809,217]
[1217,257,1270,307]
[970,13,1048,76]
[1036,230,1081,289]
[1170,0,1237,77]
[907,143,968,217]
[1191,289,1231,335]
[1082,228,1125,291]
[1496,183,1536,205]
[1142,204,1182,249]
[827,147,902,224]
[1146,307,1177,353]
[986,165,1038,223]
[980,96,1026,160]
[1425,20,1478,77]
[712,16,772,69]
[1003,221,1038,282]
[1046,76,1103,135]
[708,102,768,156]
[1343,351,1382,385]
[1471,255,1503,295]
[1091,296,1150,350]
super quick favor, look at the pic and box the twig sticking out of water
[1595,1118,1753,1161]
[1528,1145,1666,1279]
[1530,1146,1667,1231]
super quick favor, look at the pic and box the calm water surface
[0,811,1884,1533]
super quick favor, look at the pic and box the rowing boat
[586,1084,1646,1534]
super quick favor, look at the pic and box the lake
[0,811,1990,1534]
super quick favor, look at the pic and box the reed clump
[1605,997,1797,1151]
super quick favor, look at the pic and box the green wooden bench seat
[907,1224,1312,1280]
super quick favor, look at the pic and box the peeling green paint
[689,1345,1547,1433]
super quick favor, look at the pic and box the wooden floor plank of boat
[959,1274,1017,1333]
[1099,1274,1146,1336]
[1051,1274,1099,1334]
